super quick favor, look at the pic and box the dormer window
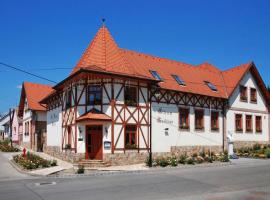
[150,70,162,81]
[240,85,247,102]
[172,75,185,86]
[205,81,217,91]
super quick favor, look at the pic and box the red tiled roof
[18,82,54,116]
[76,109,111,122]
[66,25,269,102]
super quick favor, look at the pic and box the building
[41,25,270,165]
[0,113,10,141]
[18,82,53,151]
[11,108,23,145]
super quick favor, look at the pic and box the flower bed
[13,152,57,170]
[146,151,229,167]
[235,144,270,159]
[0,140,20,152]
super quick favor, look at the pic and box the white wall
[47,107,62,147]
[227,71,269,142]
[152,103,223,153]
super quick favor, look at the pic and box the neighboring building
[18,82,53,151]
[11,108,22,144]
[40,25,270,165]
[0,113,10,141]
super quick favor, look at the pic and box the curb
[47,161,232,178]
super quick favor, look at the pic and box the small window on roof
[150,70,162,81]
[205,81,217,91]
[172,75,185,86]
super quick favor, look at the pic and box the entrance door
[85,125,103,160]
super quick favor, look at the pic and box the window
[66,89,72,109]
[24,122,29,136]
[246,115,253,132]
[150,70,162,81]
[211,111,219,131]
[255,116,262,133]
[172,75,185,86]
[125,125,137,149]
[195,110,204,130]
[179,108,189,129]
[250,88,257,103]
[205,81,217,91]
[235,114,243,132]
[88,85,102,105]
[240,86,247,101]
[124,86,137,106]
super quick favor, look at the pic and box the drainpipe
[222,103,226,152]
[149,86,152,167]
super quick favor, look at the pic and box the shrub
[187,157,195,165]
[204,156,213,163]
[50,160,57,166]
[265,149,270,158]
[0,143,19,152]
[220,152,229,162]
[253,143,261,151]
[196,156,204,164]
[169,157,178,167]
[178,155,187,164]
[192,153,198,158]
[199,151,206,158]
[77,165,85,174]
[159,158,169,167]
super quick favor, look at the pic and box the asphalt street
[1,152,270,200]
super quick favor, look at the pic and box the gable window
[205,81,217,91]
[211,111,219,131]
[88,85,102,105]
[172,75,185,86]
[240,86,247,102]
[195,109,204,130]
[250,88,257,103]
[179,108,189,129]
[235,114,243,132]
[124,86,137,106]
[125,125,137,149]
[255,116,262,133]
[66,89,72,109]
[150,70,162,81]
[246,115,253,132]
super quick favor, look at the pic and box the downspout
[149,84,152,167]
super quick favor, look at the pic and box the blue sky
[1,0,270,113]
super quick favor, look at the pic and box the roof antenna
[102,18,106,26]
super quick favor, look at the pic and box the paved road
[0,152,29,181]
[1,157,270,200]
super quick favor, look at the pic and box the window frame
[235,114,243,132]
[179,107,189,130]
[245,115,253,133]
[211,111,219,131]
[255,116,262,133]
[195,109,204,130]
[240,85,247,102]
[87,84,102,105]
[125,125,137,149]
[250,88,257,103]
[172,74,186,86]
[124,86,138,107]
[149,70,162,81]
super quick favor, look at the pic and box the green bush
[178,155,187,164]
[220,152,229,162]
[187,157,195,165]
[0,143,19,152]
[253,143,261,151]
[145,156,152,167]
[77,165,85,174]
[169,157,178,167]
[159,158,169,167]
[265,149,270,158]
[196,156,204,164]
[204,156,213,163]
[199,151,206,158]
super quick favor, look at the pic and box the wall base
[233,141,270,149]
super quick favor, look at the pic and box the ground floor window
[245,115,253,132]
[67,126,72,149]
[179,108,189,129]
[235,114,243,132]
[125,125,137,149]
[211,111,219,131]
[195,109,204,130]
[255,116,262,133]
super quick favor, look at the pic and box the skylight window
[205,81,217,91]
[150,70,162,81]
[172,75,185,86]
